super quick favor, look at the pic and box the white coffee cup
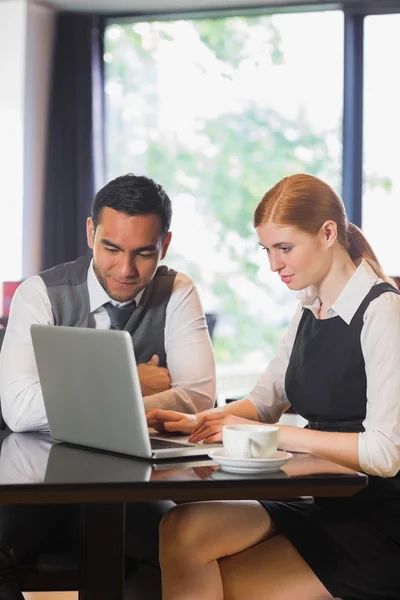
[222,424,279,459]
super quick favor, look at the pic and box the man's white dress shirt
[248,260,400,478]
[0,262,216,432]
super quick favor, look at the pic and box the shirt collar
[87,260,145,312]
[296,260,381,324]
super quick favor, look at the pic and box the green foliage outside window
[105,14,341,364]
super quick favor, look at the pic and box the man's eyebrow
[100,239,159,252]
[133,244,159,252]
[101,239,122,250]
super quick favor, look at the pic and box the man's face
[86,207,172,303]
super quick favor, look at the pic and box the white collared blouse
[248,260,400,478]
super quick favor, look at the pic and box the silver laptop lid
[31,325,154,459]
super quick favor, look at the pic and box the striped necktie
[103,301,136,330]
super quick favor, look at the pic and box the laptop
[30,324,220,460]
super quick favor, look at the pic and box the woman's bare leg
[220,533,334,600]
[160,500,334,600]
[159,500,277,600]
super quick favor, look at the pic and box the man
[0,173,216,599]
[0,173,216,431]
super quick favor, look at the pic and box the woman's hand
[189,413,260,444]
[146,409,199,434]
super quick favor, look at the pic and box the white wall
[0,0,55,299]
[0,0,26,287]
[23,1,55,277]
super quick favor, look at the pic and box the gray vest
[39,254,177,367]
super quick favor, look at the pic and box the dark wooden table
[0,432,368,599]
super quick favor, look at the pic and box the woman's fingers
[191,414,222,436]
[191,414,231,438]
[189,423,224,443]
[190,422,216,439]
[191,412,224,430]
[202,432,224,444]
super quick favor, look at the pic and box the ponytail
[254,173,397,288]
[346,223,396,286]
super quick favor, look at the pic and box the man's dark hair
[91,174,172,236]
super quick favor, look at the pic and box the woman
[147,173,400,600]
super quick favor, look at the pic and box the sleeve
[0,276,54,432]
[359,291,400,477]
[247,302,303,423]
[143,273,216,414]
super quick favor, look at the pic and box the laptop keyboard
[150,438,195,450]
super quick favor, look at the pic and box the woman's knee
[159,503,209,559]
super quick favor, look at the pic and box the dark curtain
[42,12,105,270]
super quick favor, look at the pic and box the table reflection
[0,433,366,488]
[0,432,53,484]
[0,433,220,485]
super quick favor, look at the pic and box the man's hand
[146,408,199,434]
[137,355,172,397]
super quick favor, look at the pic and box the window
[105,11,343,390]
[363,14,400,277]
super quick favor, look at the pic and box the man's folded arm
[145,275,217,414]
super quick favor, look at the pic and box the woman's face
[256,222,333,291]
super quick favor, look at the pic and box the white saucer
[207,449,293,474]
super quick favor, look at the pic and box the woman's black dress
[261,283,400,599]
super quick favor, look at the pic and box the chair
[0,328,6,429]
[205,312,218,340]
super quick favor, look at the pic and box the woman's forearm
[210,404,361,471]
[279,425,361,471]
[215,398,261,421]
